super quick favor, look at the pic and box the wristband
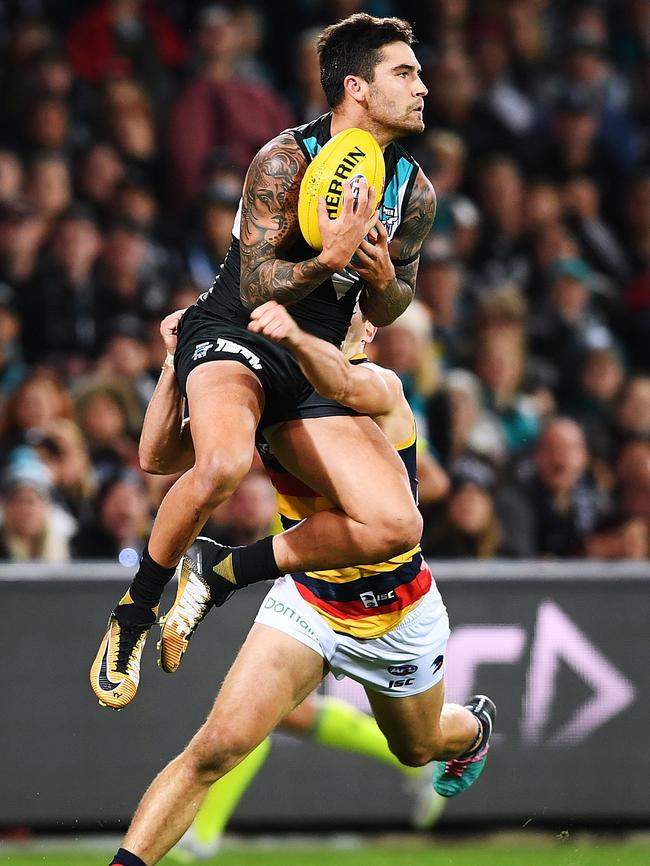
[163,351,175,369]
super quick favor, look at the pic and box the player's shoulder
[363,361,405,397]
[253,130,306,167]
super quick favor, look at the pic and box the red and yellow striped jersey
[259,410,429,639]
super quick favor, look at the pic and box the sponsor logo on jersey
[193,338,263,370]
[263,595,316,637]
[192,341,213,361]
[431,654,444,674]
[387,664,418,676]
[360,588,397,609]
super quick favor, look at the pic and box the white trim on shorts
[254,574,450,697]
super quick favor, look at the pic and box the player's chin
[395,113,425,135]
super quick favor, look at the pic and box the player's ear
[342,74,367,104]
[364,323,378,344]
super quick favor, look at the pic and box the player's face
[365,42,427,137]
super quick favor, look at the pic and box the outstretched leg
[109,624,327,866]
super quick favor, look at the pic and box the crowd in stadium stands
[0,0,649,563]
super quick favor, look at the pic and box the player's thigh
[267,414,413,519]
[185,360,264,472]
[188,624,327,766]
[365,678,445,753]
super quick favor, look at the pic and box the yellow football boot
[90,591,157,709]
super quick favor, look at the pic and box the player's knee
[193,453,250,506]
[185,730,253,783]
[375,506,423,558]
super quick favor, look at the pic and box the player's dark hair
[317,13,414,109]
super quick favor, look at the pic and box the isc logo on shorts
[192,338,263,370]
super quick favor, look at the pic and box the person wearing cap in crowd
[529,256,614,407]
[0,452,72,562]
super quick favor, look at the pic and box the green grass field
[2,840,650,866]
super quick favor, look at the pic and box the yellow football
[298,127,385,251]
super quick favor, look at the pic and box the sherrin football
[298,127,385,251]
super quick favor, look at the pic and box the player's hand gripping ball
[298,128,385,251]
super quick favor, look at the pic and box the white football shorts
[254,573,450,697]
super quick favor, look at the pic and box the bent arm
[248,301,399,416]
[360,169,436,326]
[239,133,336,309]
[291,331,399,416]
[139,364,195,474]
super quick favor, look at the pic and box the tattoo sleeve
[239,133,334,309]
[360,169,436,326]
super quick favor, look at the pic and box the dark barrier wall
[1,562,648,827]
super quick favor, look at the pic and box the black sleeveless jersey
[197,113,421,346]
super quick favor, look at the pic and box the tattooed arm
[239,132,377,310]
[358,169,436,326]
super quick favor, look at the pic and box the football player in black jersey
[93,15,436,733]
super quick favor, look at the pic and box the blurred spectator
[422,454,507,559]
[472,18,536,143]
[30,419,97,523]
[570,347,625,462]
[291,28,329,123]
[529,257,614,405]
[437,368,505,466]
[0,196,47,291]
[474,326,540,456]
[72,470,150,559]
[0,285,27,402]
[621,172,650,366]
[561,176,630,283]
[23,94,73,154]
[0,462,71,562]
[167,4,293,209]
[535,85,626,216]
[370,299,439,437]
[113,168,158,232]
[0,150,23,200]
[77,141,125,224]
[20,202,104,367]
[25,150,73,223]
[500,417,606,557]
[0,368,74,462]
[183,182,240,290]
[75,382,140,484]
[612,376,650,448]
[95,314,158,409]
[203,470,277,546]
[417,252,469,370]
[96,217,170,321]
[100,76,162,191]
[471,156,530,292]
[66,0,185,105]
[420,130,479,259]
[585,437,650,560]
